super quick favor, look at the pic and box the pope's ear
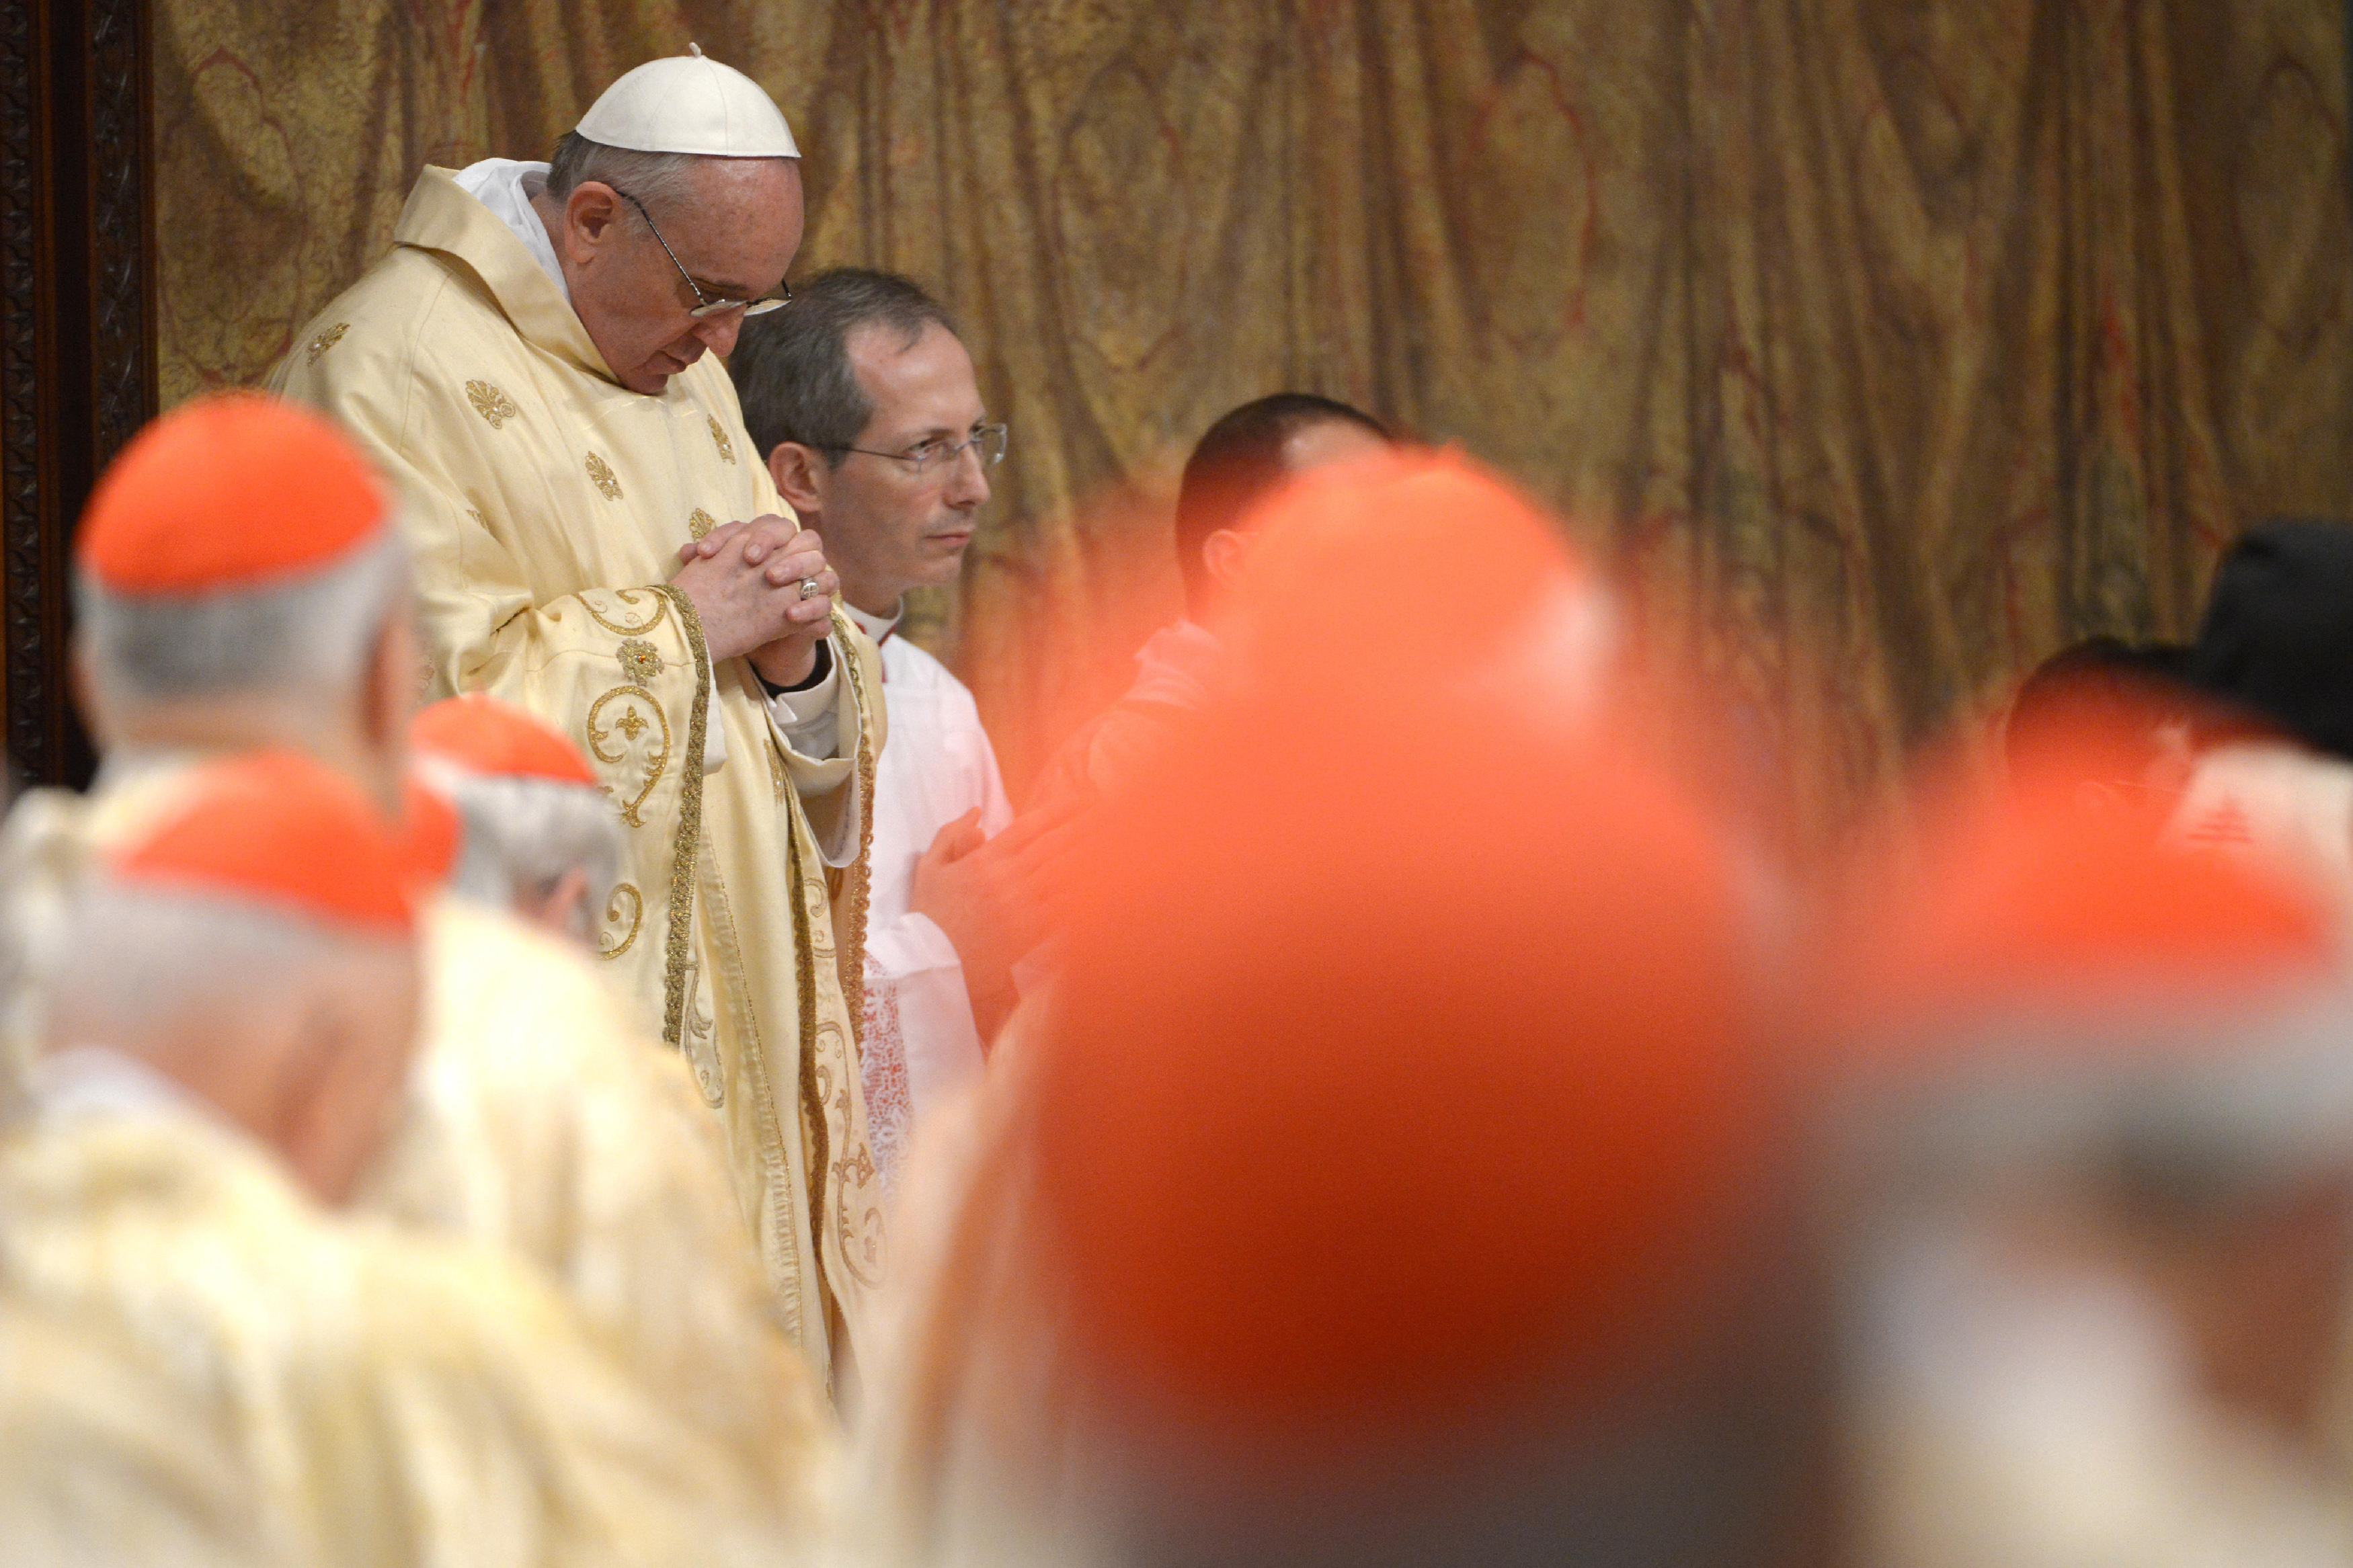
[562,181,629,251]
[768,442,828,517]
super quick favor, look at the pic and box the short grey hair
[46,885,389,1044]
[75,531,409,708]
[419,760,623,940]
[1846,986,2353,1225]
[543,132,704,220]
[728,267,958,464]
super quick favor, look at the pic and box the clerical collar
[453,159,569,303]
[842,600,902,648]
[398,167,614,383]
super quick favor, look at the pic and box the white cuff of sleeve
[866,911,963,979]
[762,642,842,761]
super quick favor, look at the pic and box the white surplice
[844,602,1012,1195]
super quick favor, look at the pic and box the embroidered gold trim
[581,589,671,638]
[617,638,663,684]
[597,882,644,959]
[465,380,519,428]
[785,747,885,1294]
[709,416,736,464]
[785,806,838,1287]
[688,507,717,541]
[832,604,881,1033]
[585,450,623,499]
[655,585,712,1050]
[586,686,670,828]
[305,322,349,362]
[693,860,805,1335]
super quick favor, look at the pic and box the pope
[270,48,886,1384]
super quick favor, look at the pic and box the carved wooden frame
[0,0,153,788]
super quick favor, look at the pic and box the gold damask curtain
[153,1,2353,842]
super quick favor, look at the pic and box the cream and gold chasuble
[270,169,887,1382]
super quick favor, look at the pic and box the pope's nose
[690,313,741,358]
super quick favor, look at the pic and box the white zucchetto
[573,44,799,159]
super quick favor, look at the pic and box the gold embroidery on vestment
[617,638,663,684]
[676,954,725,1106]
[465,380,519,428]
[305,322,349,362]
[754,612,890,1297]
[824,1026,884,1290]
[582,589,670,639]
[709,417,736,464]
[837,1147,884,1287]
[786,797,886,1295]
[598,882,644,959]
[832,604,881,1034]
[688,507,717,541]
[586,686,670,828]
[787,819,838,1286]
[585,451,623,499]
[655,585,712,1052]
[692,864,807,1339]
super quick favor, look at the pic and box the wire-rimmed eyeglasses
[612,188,792,319]
[834,424,1010,477]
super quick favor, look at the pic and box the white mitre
[575,43,799,158]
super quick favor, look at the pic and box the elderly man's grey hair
[544,132,707,219]
[74,530,410,709]
[1856,989,2353,1221]
[419,759,623,941]
[46,884,395,1046]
